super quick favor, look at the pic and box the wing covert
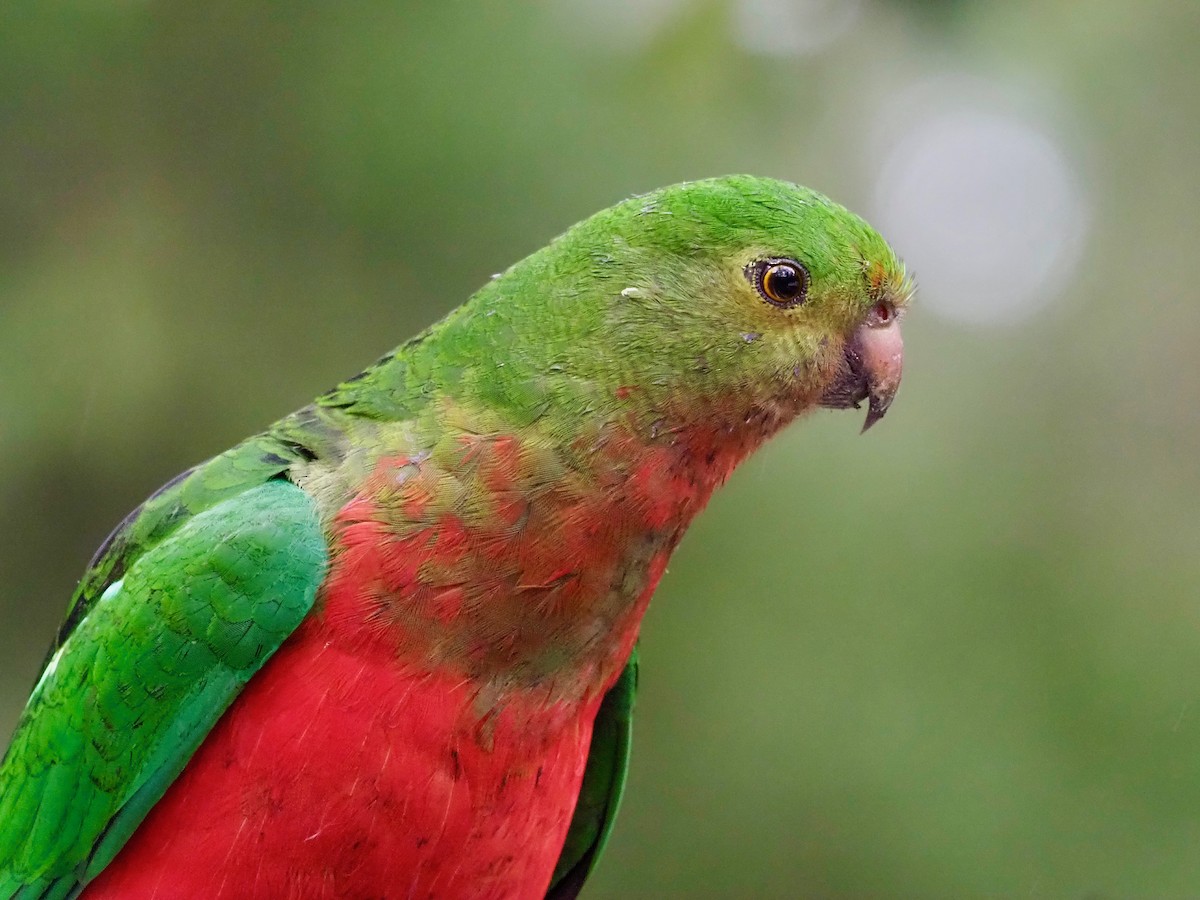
[0,480,327,899]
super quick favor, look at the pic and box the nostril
[872,301,894,325]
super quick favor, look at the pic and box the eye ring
[747,258,810,309]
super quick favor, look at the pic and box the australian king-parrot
[0,175,910,898]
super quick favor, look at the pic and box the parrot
[0,175,910,899]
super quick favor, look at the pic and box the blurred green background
[2,1,1198,896]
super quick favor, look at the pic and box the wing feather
[0,480,327,899]
[547,650,638,899]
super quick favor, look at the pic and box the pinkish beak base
[854,317,904,432]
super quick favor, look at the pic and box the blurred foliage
[2,0,1199,896]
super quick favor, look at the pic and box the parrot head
[579,174,912,435]
[381,175,911,442]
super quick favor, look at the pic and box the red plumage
[87,618,602,898]
[84,424,705,898]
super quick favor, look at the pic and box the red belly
[85,614,596,900]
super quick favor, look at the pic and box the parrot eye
[748,259,810,309]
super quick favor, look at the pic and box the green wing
[547,650,638,900]
[0,478,327,900]
[51,425,327,660]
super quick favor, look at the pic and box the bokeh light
[732,0,863,58]
[871,76,1091,327]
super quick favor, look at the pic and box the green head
[330,175,911,440]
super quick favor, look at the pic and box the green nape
[0,481,327,899]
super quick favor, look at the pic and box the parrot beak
[819,305,904,432]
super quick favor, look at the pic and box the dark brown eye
[749,258,810,308]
